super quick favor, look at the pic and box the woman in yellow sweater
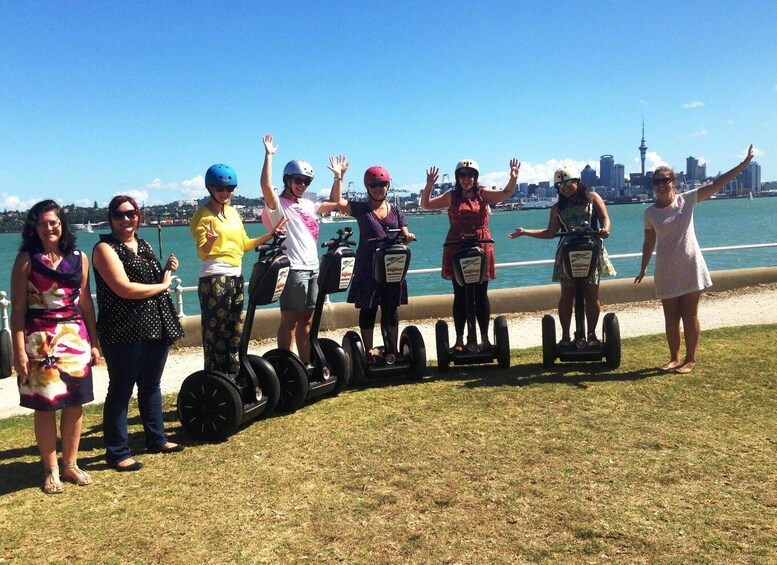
[191,163,285,375]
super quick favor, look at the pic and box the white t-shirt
[262,195,322,269]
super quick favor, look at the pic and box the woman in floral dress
[11,200,100,494]
[509,166,615,346]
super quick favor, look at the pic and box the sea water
[1,197,775,315]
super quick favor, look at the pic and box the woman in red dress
[421,158,520,352]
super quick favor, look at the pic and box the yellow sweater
[190,205,256,267]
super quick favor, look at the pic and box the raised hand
[743,144,754,165]
[263,134,278,155]
[327,155,349,177]
[509,158,521,180]
[426,166,439,186]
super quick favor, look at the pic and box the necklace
[43,251,63,268]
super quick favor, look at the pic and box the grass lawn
[1,325,776,564]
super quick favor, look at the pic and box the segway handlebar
[367,228,415,247]
[255,233,287,255]
[443,232,494,247]
[553,221,601,239]
[321,226,356,249]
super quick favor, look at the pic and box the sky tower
[639,119,647,178]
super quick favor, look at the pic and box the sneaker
[587,333,600,346]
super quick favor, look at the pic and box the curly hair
[20,200,76,254]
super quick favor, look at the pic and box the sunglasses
[214,185,236,193]
[458,171,477,179]
[291,176,312,186]
[555,179,577,190]
[652,177,673,186]
[37,219,61,229]
[112,209,139,221]
[367,182,389,189]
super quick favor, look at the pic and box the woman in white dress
[635,144,754,373]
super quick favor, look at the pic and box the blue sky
[1,0,774,210]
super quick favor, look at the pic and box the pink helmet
[364,165,391,186]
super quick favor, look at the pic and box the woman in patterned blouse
[92,195,184,472]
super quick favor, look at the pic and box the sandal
[62,463,93,486]
[43,468,64,494]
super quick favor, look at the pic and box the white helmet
[455,159,480,175]
[554,165,580,186]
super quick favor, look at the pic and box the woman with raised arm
[92,195,184,472]
[508,166,615,346]
[260,134,342,364]
[11,200,100,493]
[421,158,520,352]
[635,144,755,374]
[330,164,416,363]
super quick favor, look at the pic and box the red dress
[441,188,495,281]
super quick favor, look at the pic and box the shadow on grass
[0,409,187,495]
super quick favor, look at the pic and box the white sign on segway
[272,266,290,302]
[459,256,482,284]
[384,254,408,284]
[569,250,593,278]
[338,257,355,290]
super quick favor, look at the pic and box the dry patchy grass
[1,326,776,564]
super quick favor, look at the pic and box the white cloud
[683,101,705,109]
[1,193,61,212]
[644,151,669,172]
[726,119,734,125]
[689,129,709,137]
[639,99,648,106]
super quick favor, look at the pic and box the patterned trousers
[198,275,244,375]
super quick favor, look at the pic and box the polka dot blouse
[93,234,184,346]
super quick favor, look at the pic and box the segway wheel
[177,371,242,441]
[246,355,281,417]
[342,331,367,386]
[435,320,450,373]
[494,315,510,369]
[263,349,309,412]
[603,312,621,369]
[319,338,351,396]
[400,325,427,380]
[541,314,556,368]
[0,329,12,379]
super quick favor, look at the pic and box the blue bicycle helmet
[205,164,238,188]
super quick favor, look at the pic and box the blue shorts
[280,269,319,312]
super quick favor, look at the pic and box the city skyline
[2,1,774,210]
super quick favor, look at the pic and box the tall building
[581,164,598,187]
[599,154,615,188]
[739,161,761,193]
[686,156,699,182]
[614,163,625,192]
[639,120,647,178]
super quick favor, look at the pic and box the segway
[263,227,356,412]
[342,229,427,385]
[541,222,621,369]
[177,235,287,441]
[435,234,510,372]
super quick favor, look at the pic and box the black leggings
[452,280,490,343]
[359,305,399,330]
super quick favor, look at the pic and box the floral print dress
[18,251,94,410]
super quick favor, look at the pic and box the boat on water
[85,220,94,233]
[319,212,356,223]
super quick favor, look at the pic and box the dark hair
[20,200,76,254]
[453,174,481,199]
[107,195,143,232]
[556,180,592,211]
